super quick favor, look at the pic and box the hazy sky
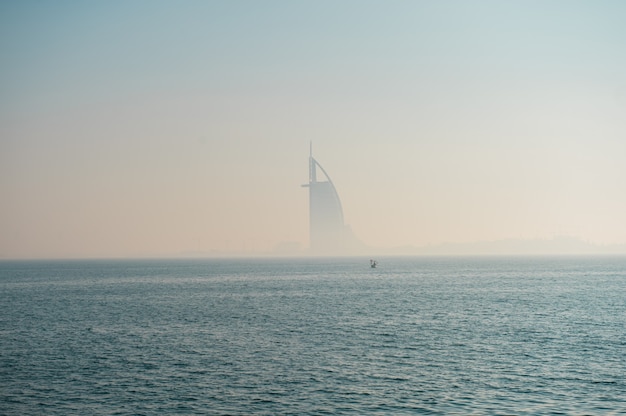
[2,1,626,258]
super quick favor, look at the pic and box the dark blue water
[1,257,625,414]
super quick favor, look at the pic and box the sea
[1,256,625,415]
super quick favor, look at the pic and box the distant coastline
[182,236,626,258]
[2,237,625,260]
[380,236,626,256]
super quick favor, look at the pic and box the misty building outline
[302,144,357,253]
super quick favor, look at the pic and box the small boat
[370,259,378,268]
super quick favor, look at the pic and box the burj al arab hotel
[302,144,352,253]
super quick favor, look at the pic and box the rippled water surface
[2,257,626,414]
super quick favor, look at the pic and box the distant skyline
[2,1,626,259]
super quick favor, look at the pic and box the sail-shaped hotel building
[302,144,351,253]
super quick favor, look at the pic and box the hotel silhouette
[302,144,361,254]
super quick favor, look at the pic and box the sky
[2,0,626,259]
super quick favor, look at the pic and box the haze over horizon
[2,1,626,259]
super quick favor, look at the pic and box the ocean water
[1,256,625,415]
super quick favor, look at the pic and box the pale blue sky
[2,1,626,258]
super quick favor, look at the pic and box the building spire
[309,141,316,183]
